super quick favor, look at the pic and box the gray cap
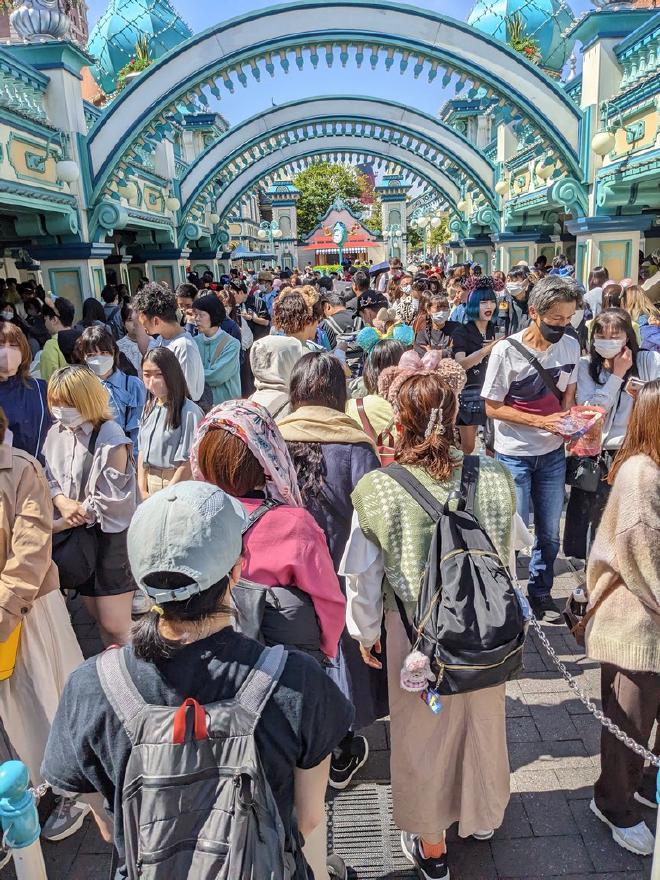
[127,481,247,604]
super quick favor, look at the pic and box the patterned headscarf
[190,400,303,507]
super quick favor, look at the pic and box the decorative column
[376,173,411,264]
[265,181,301,270]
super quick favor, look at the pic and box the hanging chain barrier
[29,782,51,802]
[529,614,659,768]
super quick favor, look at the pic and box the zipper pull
[136,858,143,876]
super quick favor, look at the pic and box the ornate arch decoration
[178,97,497,219]
[192,145,461,245]
[86,0,582,199]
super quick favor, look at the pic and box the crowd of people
[0,252,658,879]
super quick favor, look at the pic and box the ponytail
[132,574,233,663]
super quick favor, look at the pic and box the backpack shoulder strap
[506,338,563,403]
[386,464,444,522]
[96,647,146,744]
[355,399,377,443]
[459,455,480,515]
[236,644,288,724]
[242,499,282,535]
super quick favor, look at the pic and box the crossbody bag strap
[507,338,563,403]
[241,498,283,534]
[80,426,100,496]
[355,399,378,443]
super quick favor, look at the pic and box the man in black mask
[481,275,582,623]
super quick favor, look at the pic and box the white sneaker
[472,829,495,841]
[589,799,654,855]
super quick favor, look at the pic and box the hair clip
[424,407,445,439]
[151,604,165,617]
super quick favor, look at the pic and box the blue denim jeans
[496,446,566,598]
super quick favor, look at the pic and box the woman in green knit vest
[340,368,517,880]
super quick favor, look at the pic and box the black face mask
[539,319,566,344]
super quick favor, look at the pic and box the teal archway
[181,147,458,246]
[179,96,496,221]
[86,0,583,199]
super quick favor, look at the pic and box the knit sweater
[585,454,660,673]
[351,452,516,609]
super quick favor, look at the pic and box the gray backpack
[97,643,297,880]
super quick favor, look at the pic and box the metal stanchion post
[0,760,47,880]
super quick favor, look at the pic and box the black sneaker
[529,594,562,624]
[328,735,369,790]
[401,831,449,880]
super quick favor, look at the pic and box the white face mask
[85,354,114,377]
[401,284,412,294]
[1,310,14,321]
[51,405,86,429]
[593,338,625,359]
[506,282,524,296]
[431,310,450,322]
[0,346,22,376]
[570,309,585,328]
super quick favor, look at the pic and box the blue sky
[85,0,593,125]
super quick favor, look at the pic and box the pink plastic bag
[559,405,606,457]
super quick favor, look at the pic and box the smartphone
[624,376,645,396]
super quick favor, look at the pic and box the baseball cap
[356,291,388,313]
[127,481,247,604]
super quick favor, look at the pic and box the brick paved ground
[1,559,655,879]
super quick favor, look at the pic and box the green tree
[293,163,364,235]
[407,227,422,251]
[429,217,450,251]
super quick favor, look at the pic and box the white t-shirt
[148,331,205,401]
[481,329,580,456]
[584,287,603,317]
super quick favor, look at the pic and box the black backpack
[387,457,526,695]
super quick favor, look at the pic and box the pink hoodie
[239,498,346,659]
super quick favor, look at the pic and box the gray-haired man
[482,276,582,623]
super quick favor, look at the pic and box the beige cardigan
[0,445,59,640]
[585,453,660,673]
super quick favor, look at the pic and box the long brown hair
[608,379,660,484]
[394,372,459,481]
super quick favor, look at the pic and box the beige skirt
[0,589,84,784]
[386,610,510,838]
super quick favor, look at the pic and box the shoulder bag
[506,337,563,403]
[52,427,100,589]
[355,399,396,467]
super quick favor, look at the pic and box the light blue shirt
[102,369,146,456]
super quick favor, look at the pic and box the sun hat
[127,481,247,604]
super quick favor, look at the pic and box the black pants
[594,663,660,827]
[563,479,611,560]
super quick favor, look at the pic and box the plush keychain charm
[400,650,434,692]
